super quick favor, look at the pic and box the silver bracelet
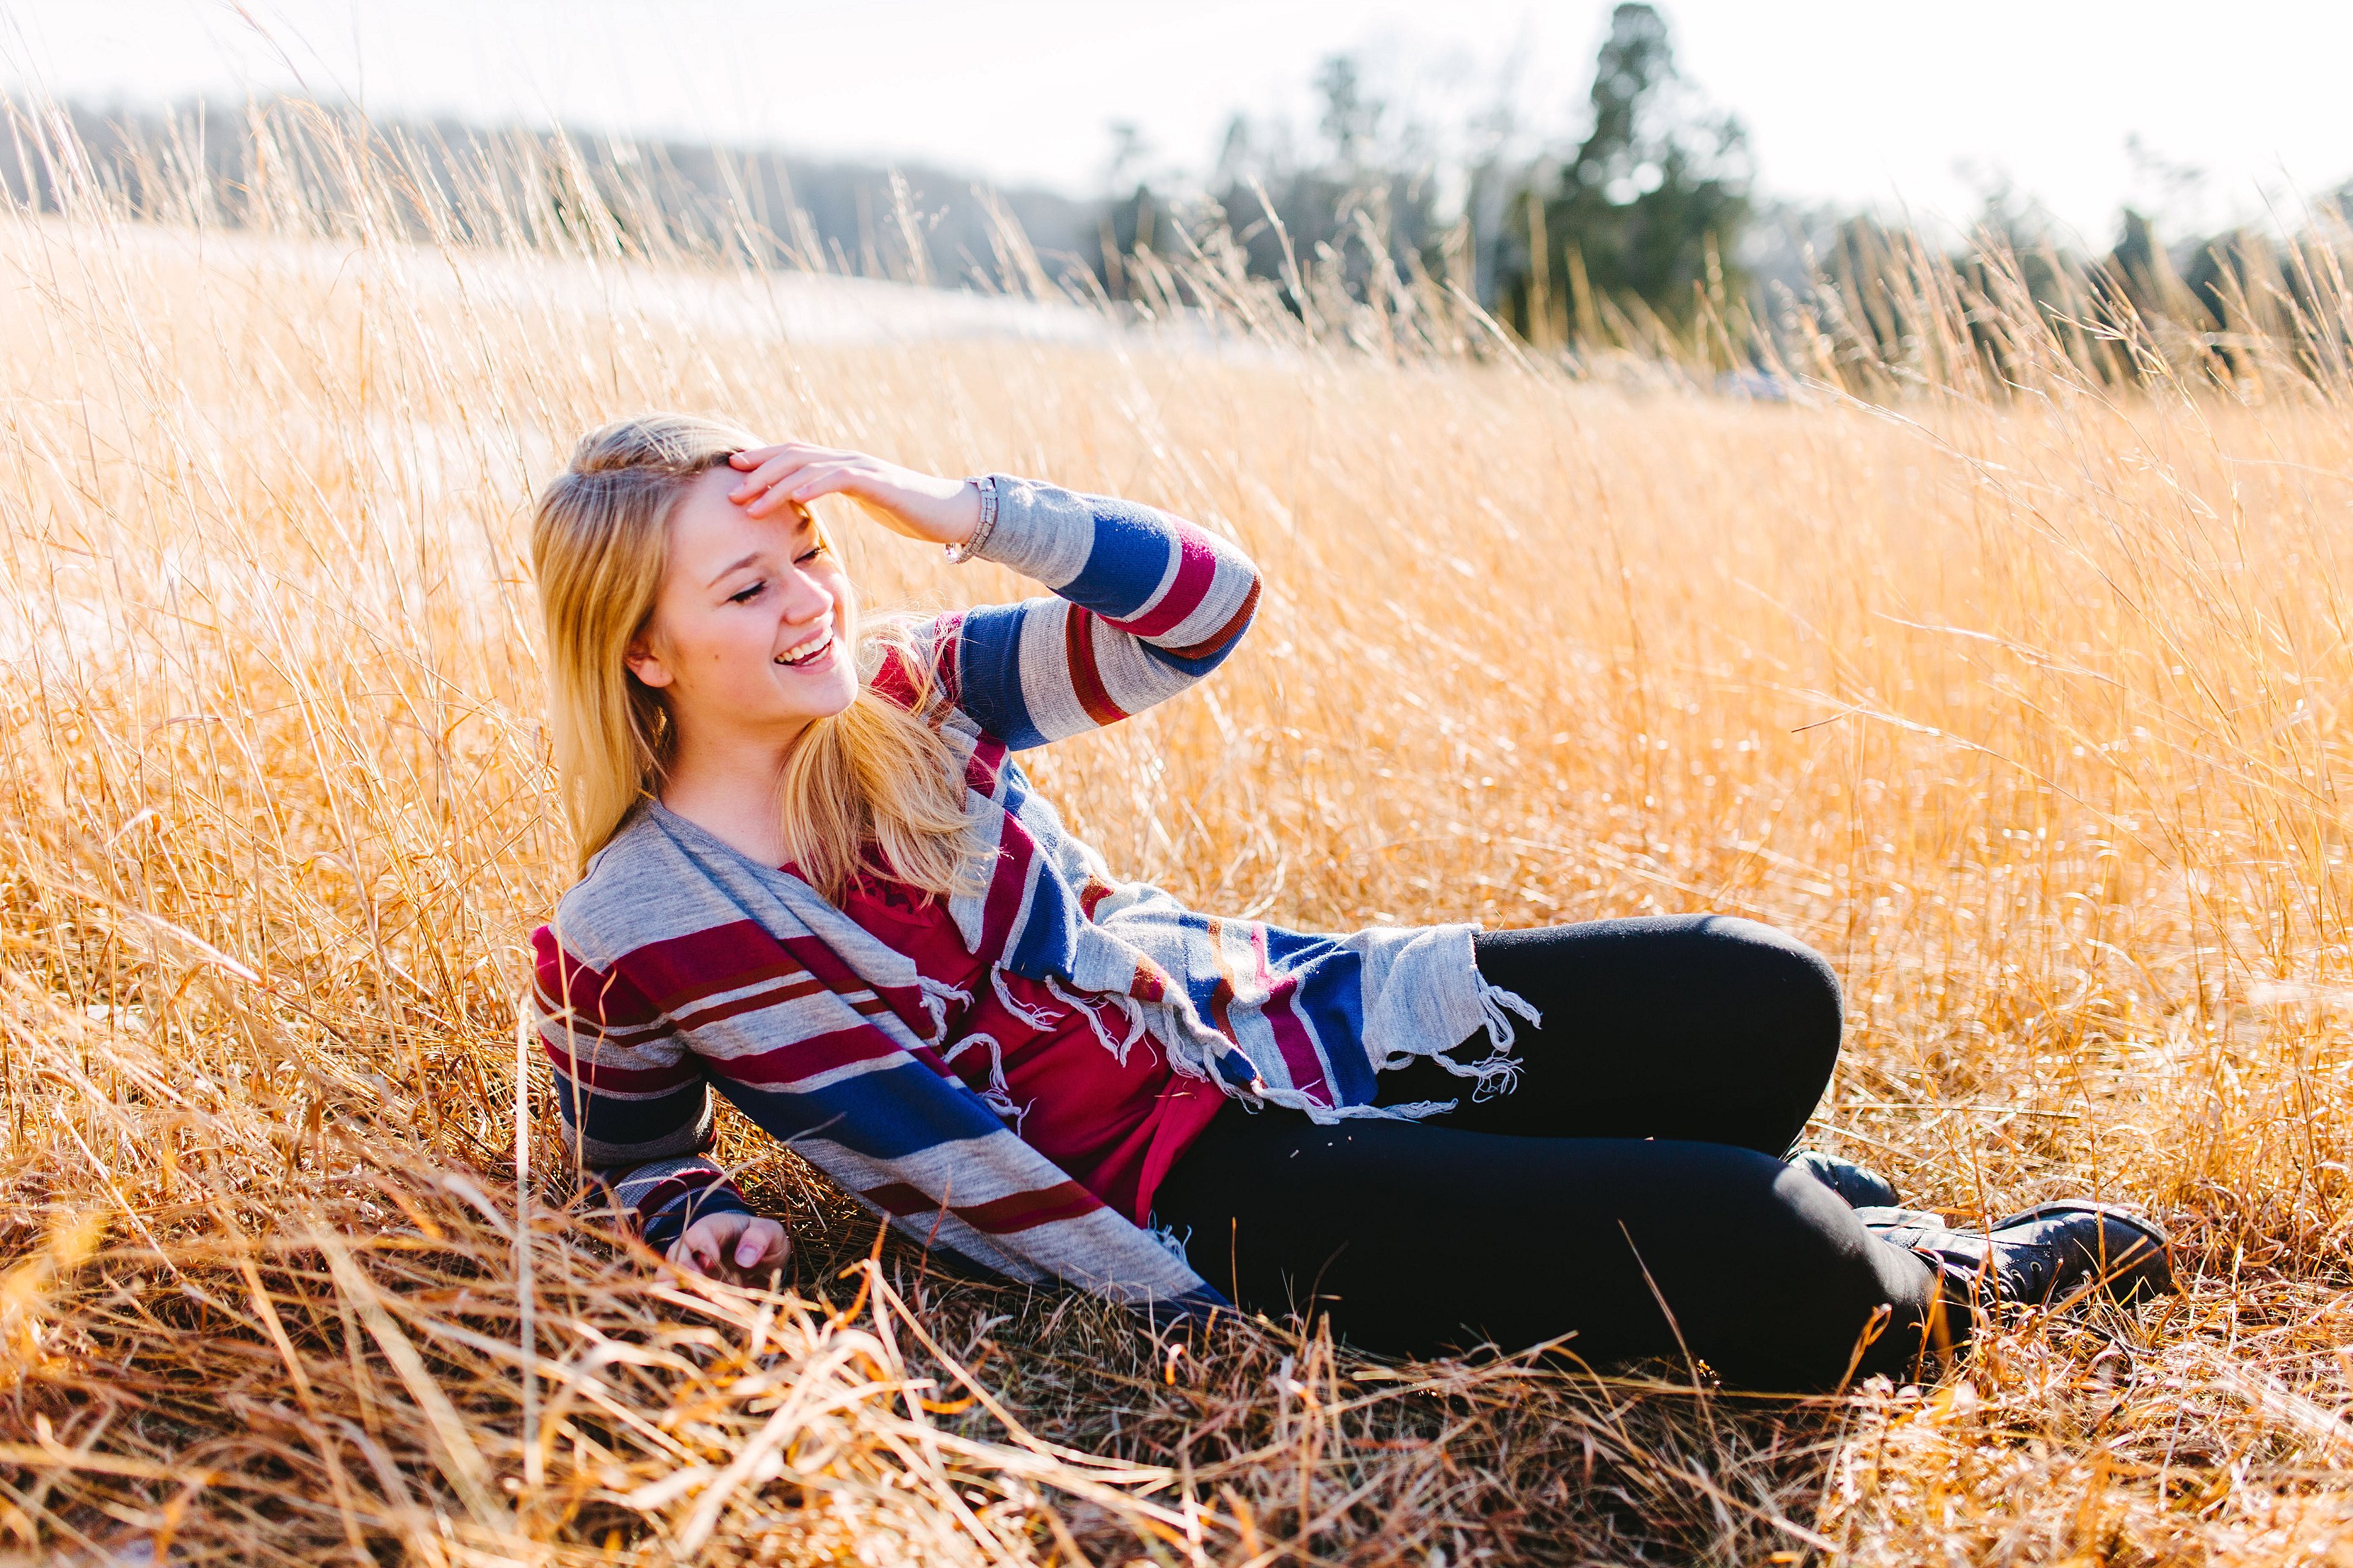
[944,475,998,564]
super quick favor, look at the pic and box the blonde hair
[529,412,987,901]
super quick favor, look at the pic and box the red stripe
[861,1179,1104,1235]
[869,646,918,709]
[1259,923,1329,1100]
[716,1024,902,1087]
[1111,532,1218,637]
[957,1182,1105,1232]
[862,1182,936,1216]
[668,972,830,1033]
[533,999,676,1052]
[630,1175,697,1221]
[1262,975,1328,1102]
[978,816,1037,960]
[1163,577,1261,660]
[933,612,965,707]
[1063,609,1130,728]
[623,921,810,1015]
[1201,917,1240,1042]
[965,733,1007,793]
[906,1042,962,1080]
[630,1168,731,1223]
[1207,977,1237,1041]
[532,926,666,1028]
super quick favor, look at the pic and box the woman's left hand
[729,442,981,548]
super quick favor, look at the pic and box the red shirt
[833,869,1225,1227]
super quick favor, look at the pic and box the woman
[528,413,2171,1392]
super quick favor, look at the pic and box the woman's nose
[779,567,834,623]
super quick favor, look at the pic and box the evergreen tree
[1505,3,1751,344]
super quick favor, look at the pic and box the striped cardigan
[532,474,1536,1311]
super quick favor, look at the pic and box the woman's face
[627,466,859,745]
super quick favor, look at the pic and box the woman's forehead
[669,468,812,559]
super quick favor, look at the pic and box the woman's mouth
[774,628,836,669]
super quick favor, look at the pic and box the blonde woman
[527,415,2171,1391]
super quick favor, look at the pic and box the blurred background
[8,0,2353,358]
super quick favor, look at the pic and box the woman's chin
[770,666,859,720]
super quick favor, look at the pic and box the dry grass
[3,105,2353,1565]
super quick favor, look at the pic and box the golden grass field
[4,114,2353,1564]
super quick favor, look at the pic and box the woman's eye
[728,581,765,604]
[795,544,828,565]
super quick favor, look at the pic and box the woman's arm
[531,924,788,1276]
[943,474,1261,748]
[727,444,1261,748]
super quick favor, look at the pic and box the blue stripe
[1142,640,1241,677]
[955,603,1044,748]
[1057,499,1176,619]
[1181,963,1223,1022]
[993,769,1080,977]
[1213,1049,1261,1085]
[1257,928,1378,1105]
[639,1181,751,1247]
[714,1062,1008,1159]
[555,1071,709,1145]
[995,759,1034,815]
[1288,948,1375,1104]
[1261,926,1346,966]
[1008,854,1078,974]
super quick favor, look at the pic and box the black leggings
[1153,916,1942,1391]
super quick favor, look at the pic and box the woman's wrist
[943,476,998,563]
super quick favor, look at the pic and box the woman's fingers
[787,464,865,504]
[725,445,969,545]
[733,1218,789,1269]
[736,454,883,517]
[671,1213,790,1278]
[731,449,819,503]
[762,463,878,516]
[674,1213,737,1274]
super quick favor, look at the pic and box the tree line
[10,4,2351,391]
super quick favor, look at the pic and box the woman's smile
[774,625,836,669]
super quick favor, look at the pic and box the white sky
[5,0,2350,247]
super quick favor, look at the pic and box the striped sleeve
[530,923,752,1248]
[944,475,1260,749]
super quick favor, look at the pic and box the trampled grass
[3,106,2353,1564]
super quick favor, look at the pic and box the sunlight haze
[6,0,2352,243]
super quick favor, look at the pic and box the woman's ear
[625,630,674,689]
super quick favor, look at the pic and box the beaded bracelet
[943,474,999,564]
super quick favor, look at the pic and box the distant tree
[1315,56,1380,170]
[2103,208,2198,325]
[1187,52,1443,314]
[1501,3,1752,345]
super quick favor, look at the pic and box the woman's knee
[1638,1148,1923,1387]
[1695,916,1843,1073]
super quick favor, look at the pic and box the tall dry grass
[3,102,2352,1564]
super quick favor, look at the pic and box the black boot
[1860,1200,2177,1314]
[1787,1148,1899,1208]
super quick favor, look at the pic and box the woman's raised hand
[729,442,981,549]
[670,1210,792,1282]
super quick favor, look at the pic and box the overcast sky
[5,1,2350,246]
